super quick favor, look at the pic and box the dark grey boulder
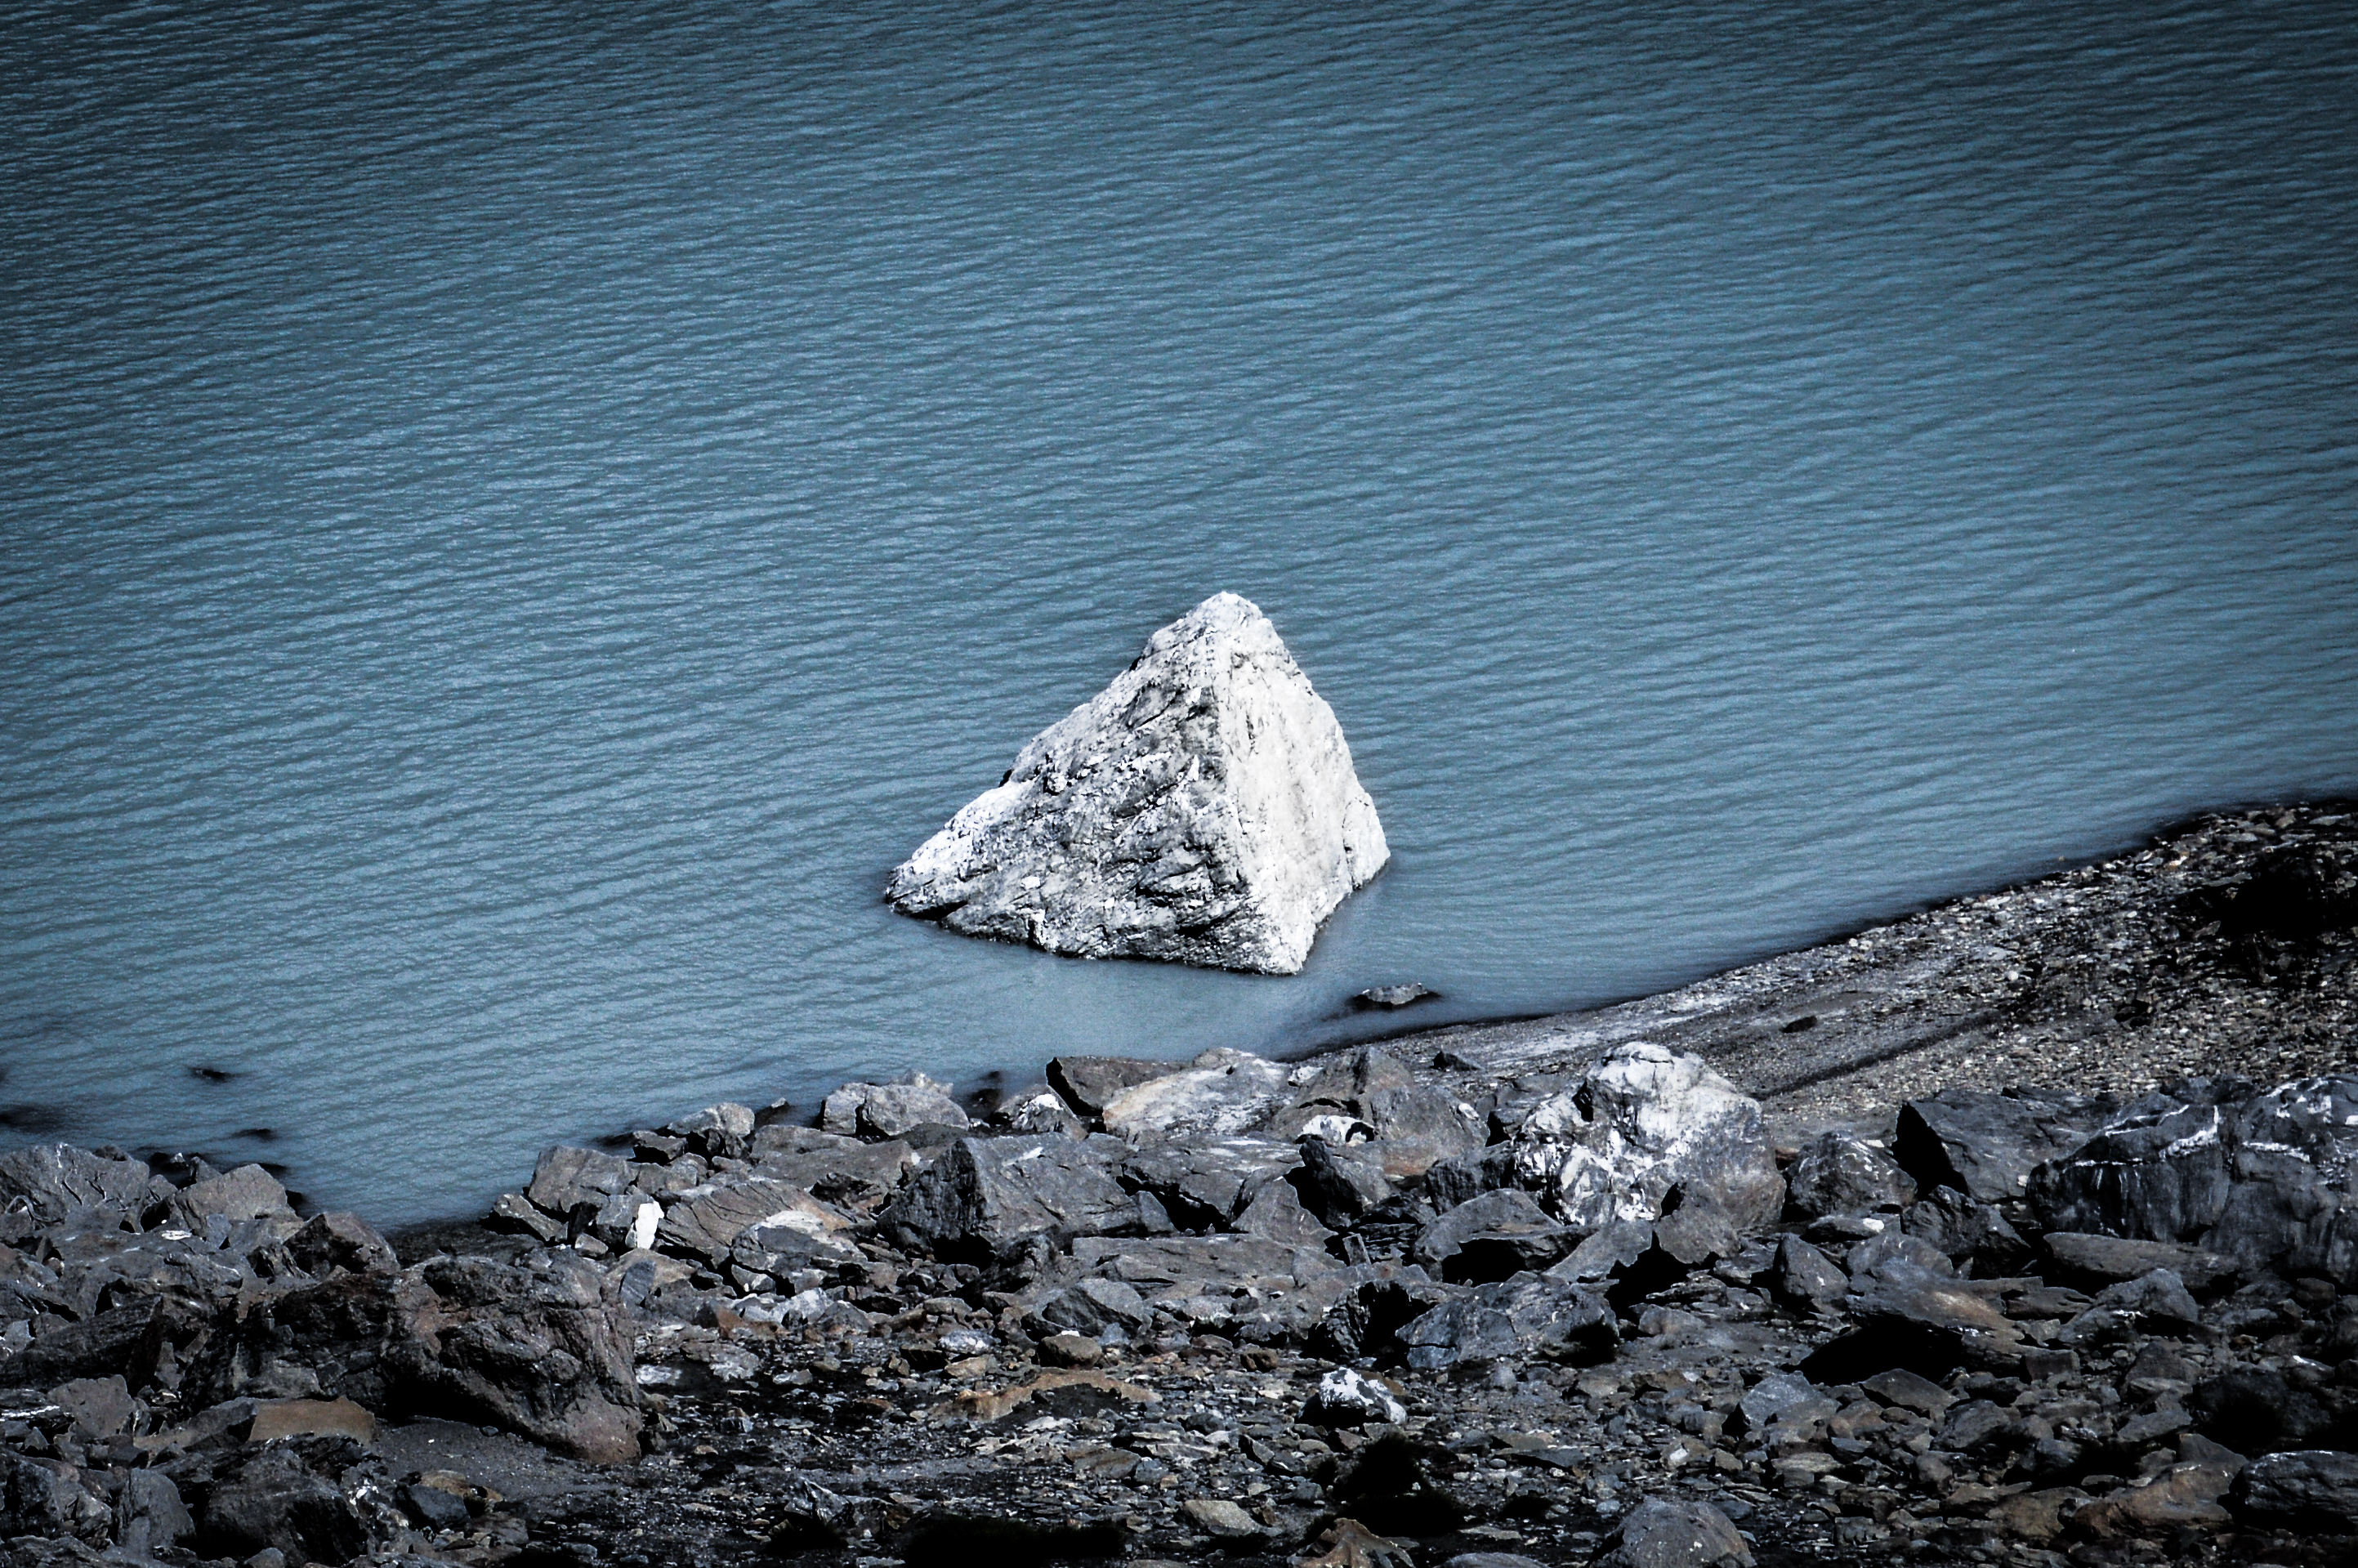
[2057,1267,2205,1345]
[1120,1137,1300,1231]
[2027,1094,2236,1244]
[1846,1227,1955,1278]
[655,1175,851,1266]
[1,1450,106,1542]
[399,1478,473,1532]
[1649,1192,1743,1268]
[485,1191,562,1242]
[284,1211,400,1279]
[1026,1276,1153,1339]
[1936,1398,2020,1454]
[662,1101,756,1159]
[1047,1056,1179,1120]
[1074,1232,1335,1296]
[0,1244,69,1325]
[1900,1186,2029,1272]
[1324,1430,1467,1538]
[11,1295,202,1388]
[1289,1136,1392,1230]
[1413,1187,1570,1282]
[2190,1366,2346,1454]
[748,1128,918,1212]
[1539,1209,1728,1307]
[820,1078,968,1141]
[1231,1177,1333,1246]
[0,1144,153,1229]
[881,1134,1141,1262]
[2027,1075,2358,1282]
[199,1438,373,1565]
[1266,1048,1482,1176]
[1546,1218,1657,1284]
[2043,1231,2238,1293]
[2213,839,2358,942]
[1226,1258,1400,1347]
[1860,1366,1954,1416]
[47,1375,133,1441]
[2231,1448,2358,1527]
[1421,1142,1525,1213]
[1895,1086,2114,1205]
[525,1145,632,1218]
[1784,1131,1914,1218]
[1765,1234,1848,1313]
[115,1468,194,1555]
[1737,1370,1823,1430]
[1306,1275,1457,1362]
[1805,1235,2024,1380]
[1396,1271,1615,1369]
[729,1219,864,1287]
[1595,1497,1754,1568]
[193,1249,641,1462]
[766,1476,892,1551]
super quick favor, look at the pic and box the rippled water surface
[5,1,2356,1220]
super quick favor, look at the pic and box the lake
[3,0,2354,1220]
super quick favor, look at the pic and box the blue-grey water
[5,1,2356,1222]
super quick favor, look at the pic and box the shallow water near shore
[4,0,2356,1222]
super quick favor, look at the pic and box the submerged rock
[885,592,1388,974]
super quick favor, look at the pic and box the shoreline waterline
[337,795,2351,1244]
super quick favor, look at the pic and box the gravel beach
[4,801,2353,1568]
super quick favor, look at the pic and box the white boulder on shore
[886,592,1387,975]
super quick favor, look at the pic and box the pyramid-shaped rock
[887,592,1387,974]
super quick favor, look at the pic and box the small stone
[1039,1332,1103,1367]
[1304,1367,1407,1427]
[1181,1498,1263,1539]
[1860,1367,1955,1416]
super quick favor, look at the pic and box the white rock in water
[887,592,1387,974]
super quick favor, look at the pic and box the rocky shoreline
[3,802,2355,1568]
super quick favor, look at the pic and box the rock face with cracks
[886,592,1387,974]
